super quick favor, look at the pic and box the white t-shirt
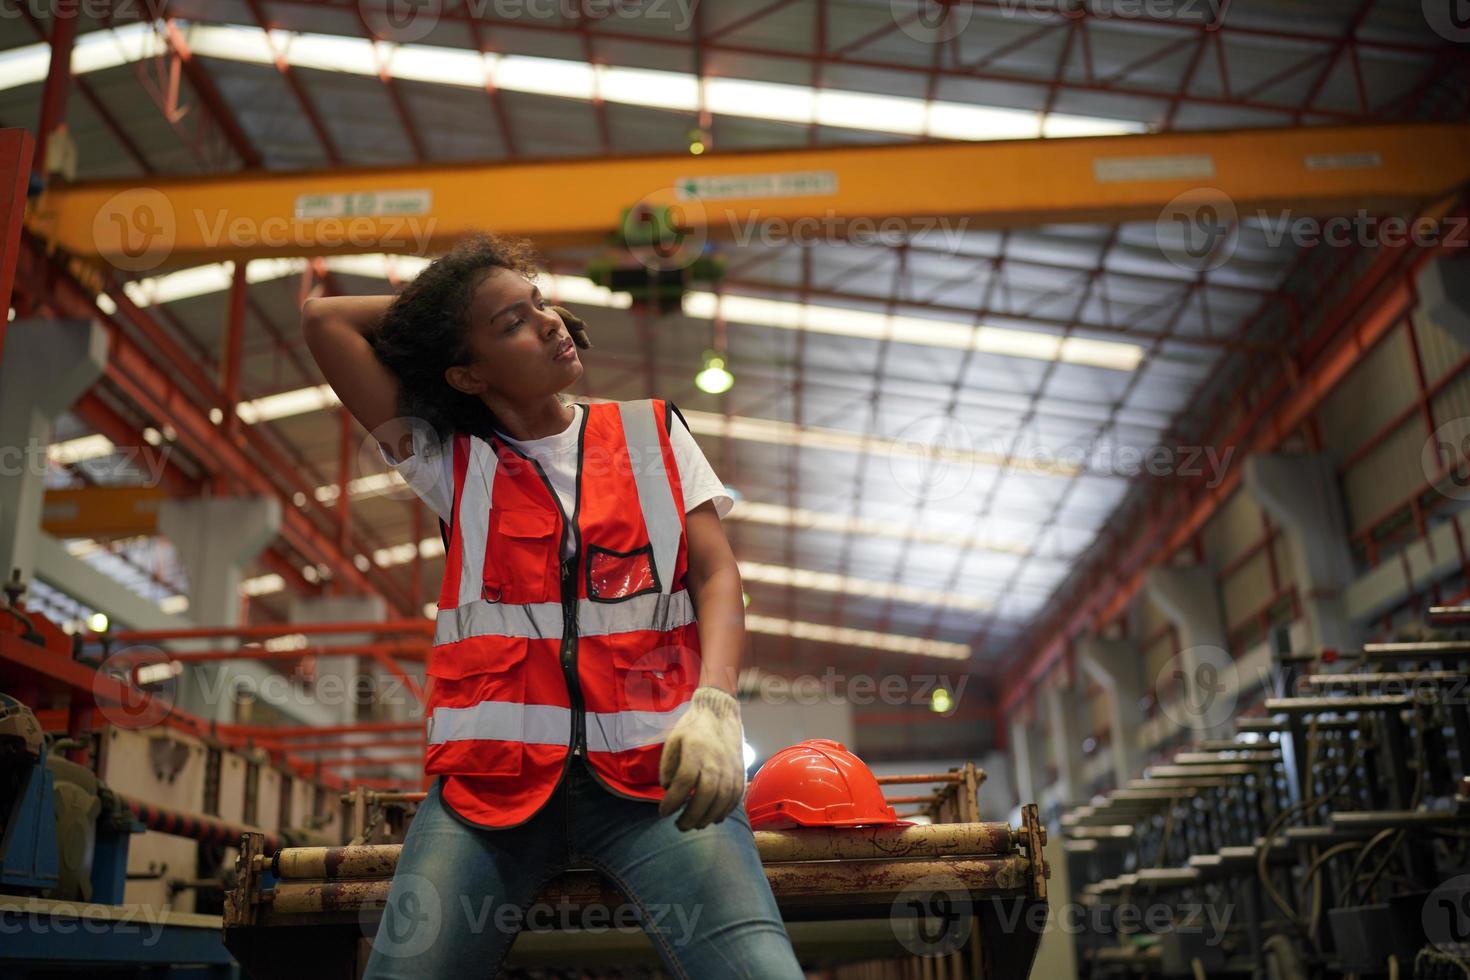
[379,402,732,559]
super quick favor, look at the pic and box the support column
[1245,453,1360,653]
[1414,253,1470,350]
[158,496,281,723]
[288,594,391,727]
[0,318,107,586]
[1009,715,1037,806]
[1145,565,1233,739]
[1079,634,1147,788]
[1044,679,1085,806]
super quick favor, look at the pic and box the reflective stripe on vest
[428,699,692,753]
[429,702,571,746]
[455,438,499,609]
[585,700,692,753]
[432,590,696,645]
[619,400,682,594]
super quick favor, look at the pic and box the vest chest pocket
[488,508,560,602]
[587,543,660,602]
[423,637,531,778]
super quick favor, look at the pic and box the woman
[302,232,804,978]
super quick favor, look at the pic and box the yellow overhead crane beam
[31,123,1470,267]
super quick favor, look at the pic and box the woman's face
[449,267,583,403]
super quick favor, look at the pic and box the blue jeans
[362,758,805,979]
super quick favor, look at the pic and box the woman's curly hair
[371,231,543,441]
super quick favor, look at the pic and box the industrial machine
[1061,606,1470,979]
[0,582,334,978]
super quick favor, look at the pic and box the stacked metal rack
[1060,606,1470,979]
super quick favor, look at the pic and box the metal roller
[267,821,1022,879]
[263,854,1034,916]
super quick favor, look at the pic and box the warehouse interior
[3,0,1470,977]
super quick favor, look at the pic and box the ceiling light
[695,351,734,394]
[242,574,285,596]
[738,560,990,613]
[726,500,1034,556]
[8,25,1142,143]
[49,434,114,465]
[235,384,340,424]
[680,407,1079,478]
[745,613,968,660]
[684,292,1143,371]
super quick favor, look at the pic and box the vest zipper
[560,554,584,757]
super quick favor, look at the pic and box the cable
[1417,946,1470,980]
[1337,827,1401,908]
[1299,840,1362,946]
[1257,717,1366,941]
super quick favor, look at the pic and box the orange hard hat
[745,738,912,830]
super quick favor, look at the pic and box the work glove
[550,305,593,350]
[658,686,746,832]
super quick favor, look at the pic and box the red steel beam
[244,0,343,165]
[220,260,249,488]
[32,10,77,173]
[15,5,151,173]
[316,752,422,769]
[256,736,422,752]
[114,618,432,643]
[1000,206,1456,713]
[162,19,264,168]
[215,719,420,738]
[136,642,425,663]
[0,129,33,363]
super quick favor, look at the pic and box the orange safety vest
[423,398,702,828]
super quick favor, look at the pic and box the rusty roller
[267,821,1020,880]
[263,854,1032,916]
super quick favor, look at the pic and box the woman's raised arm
[302,295,415,459]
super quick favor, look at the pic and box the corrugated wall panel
[1204,488,1264,569]
[1341,421,1430,534]
[1221,549,1275,633]
[1320,330,1416,464]
[1413,311,1470,388]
